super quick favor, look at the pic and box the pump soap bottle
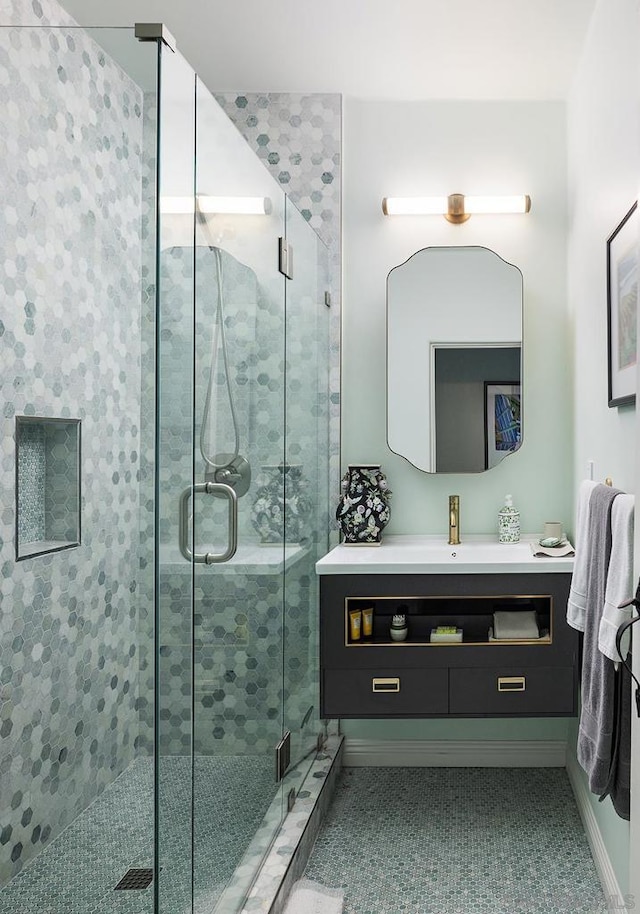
[498,494,520,544]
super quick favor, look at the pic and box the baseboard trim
[343,738,567,767]
[566,751,623,904]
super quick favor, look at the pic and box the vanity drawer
[322,667,448,717]
[449,666,575,715]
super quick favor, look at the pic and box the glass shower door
[282,201,331,782]
[157,50,288,914]
[155,39,197,914]
[156,45,330,914]
[191,79,287,912]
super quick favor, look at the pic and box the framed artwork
[485,382,521,469]
[607,201,638,407]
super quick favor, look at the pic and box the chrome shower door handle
[178,482,238,564]
[205,482,238,563]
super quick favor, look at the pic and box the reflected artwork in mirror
[386,246,523,473]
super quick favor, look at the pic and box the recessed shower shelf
[18,539,79,559]
[15,416,81,561]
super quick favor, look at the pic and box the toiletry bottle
[498,494,520,544]
[390,611,408,642]
[361,606,374,638]
[348,608,362,641]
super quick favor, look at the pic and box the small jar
[390,612,408,642]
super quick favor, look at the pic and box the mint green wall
[342,98,571,542]
[566,0,639,896]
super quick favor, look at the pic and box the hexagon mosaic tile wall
[0,16,145,885]
[214,91,342,528]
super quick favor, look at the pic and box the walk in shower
[0,20,331,914]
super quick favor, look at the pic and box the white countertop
[315,534,575,575]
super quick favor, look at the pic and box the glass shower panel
[155,43,196,914]
[192,78,286,912]
[282,202,331,780]
[0,23,157,914]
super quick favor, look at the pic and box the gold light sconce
[381,194,531,223]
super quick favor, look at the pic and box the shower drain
[114,868,155,890]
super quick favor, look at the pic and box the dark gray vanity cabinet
[319,572,578,719]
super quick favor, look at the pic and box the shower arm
[178,482,238,564]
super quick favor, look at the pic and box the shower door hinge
[324,290,331,308]
[287,788,296,812]
[275,730,291,782]
[278,237,293,279]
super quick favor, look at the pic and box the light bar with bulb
[160,195,271,215]
[381,193,531,223]
[463,195,531,214]
[382,196,448,216]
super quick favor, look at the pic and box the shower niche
[15,416,81,560]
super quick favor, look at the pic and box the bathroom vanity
[316,536,578,719]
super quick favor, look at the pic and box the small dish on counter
[538,537,568,548]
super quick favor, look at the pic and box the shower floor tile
[0,755,276,914]
[303,767,608,914]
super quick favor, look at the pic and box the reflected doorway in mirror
[432,344,521,473]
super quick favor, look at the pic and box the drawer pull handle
[372,677,400,693]
[497,676,526,692]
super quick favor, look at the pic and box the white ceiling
[58,0,597,100]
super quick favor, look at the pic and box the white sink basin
[315,534,574,575]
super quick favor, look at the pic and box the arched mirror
[386,246,523,473]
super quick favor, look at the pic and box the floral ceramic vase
[250,464,311,544]
[336,464,391,545]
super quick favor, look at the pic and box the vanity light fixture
[381,194,531,223]
[160,195,272,215]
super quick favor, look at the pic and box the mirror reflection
[386,246,523,473]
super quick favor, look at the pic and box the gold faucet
[448,495,460,545]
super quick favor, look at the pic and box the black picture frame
[607,201,638,408]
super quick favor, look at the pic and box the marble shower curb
[231,735,343,914]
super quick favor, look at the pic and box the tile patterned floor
[304,767,608,914]
[0,755,276,914]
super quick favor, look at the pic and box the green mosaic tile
[0,755,276,914]
[304,767,608,914]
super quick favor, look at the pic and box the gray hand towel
[576,483,621,795]
[599,652,632,820]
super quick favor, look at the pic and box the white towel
[567,480,598,631]
[283,880,344,914]
[598,493,634,661]
[530,541,575,558]
[493,610,540,640]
